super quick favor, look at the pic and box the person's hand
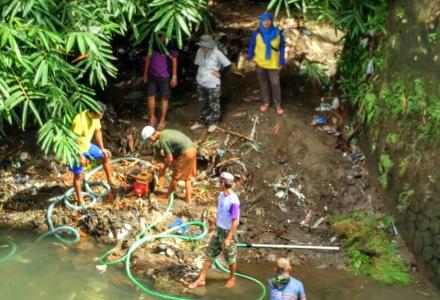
[143,74,148,84]
[223,238,231,249]
[160,149,165,157]
[102,148,112,158]
[170,76,177,88]
[165,155,173,166]
[211,70,221,78]
[80,156,89,167]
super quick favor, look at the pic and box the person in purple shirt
[143,34,179,130]
[190,172,240,289]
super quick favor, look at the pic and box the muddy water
[1,229,439,300]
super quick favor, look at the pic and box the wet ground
[1,229,439,300]
[1,1,440,298]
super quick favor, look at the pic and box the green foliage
[399,157,410,176]
[332,213,411,285]
[299,59,329,87]
[0,0,208,164]
[380,82,406,118]
[268,0,387,38]
[379,153,394,188]
[397,184,415,212]
[428,32,438,46]
[386,133,400,146]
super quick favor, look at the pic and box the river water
[1,229,439,300]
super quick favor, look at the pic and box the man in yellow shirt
[248,12,285,115]
[70,102,113,206]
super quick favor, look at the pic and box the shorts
[147,75,171,99]
[69,143,104,174]
[205,227,237,265]
[172,147,197,181]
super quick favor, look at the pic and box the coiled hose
[0,157,267,299]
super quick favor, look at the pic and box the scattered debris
[301,210,313,227]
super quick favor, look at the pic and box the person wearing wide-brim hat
[141,126,197,204]
[190,35,232,133]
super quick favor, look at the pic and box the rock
[422,231,433,246]
[267,254,277,262]
[133,249,176,270]
[422,246,434,262]
[413,230,424,255]
[126,90,144,100]
[165,248,174,257]
[154,244,168,254]
[256,232,275,244]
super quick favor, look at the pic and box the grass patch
[332,213,411,285]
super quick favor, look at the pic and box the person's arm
[170,55,178,87]
[94,128,111,158]
[224,203,239,249]
[279,30,286,67]
[299,283,306,300]
[212,50,231,78]
[219,64,231,77]
[247,31,258,61]
[72,117,87,166]
[224,218,239,249]
[160,140,174,166]
[143,55,151,83]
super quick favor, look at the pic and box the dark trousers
[256,65,282,107]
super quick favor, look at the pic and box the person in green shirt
[141,126,197,204]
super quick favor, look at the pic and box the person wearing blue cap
[248,12,285,116]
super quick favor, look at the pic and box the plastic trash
[19,152,29,161]
[366,59,374,75]
[315,97,340,112]
[217,149,226,157]
[96,264,107,273]
[169,217,189,235]
[312,115,326,125]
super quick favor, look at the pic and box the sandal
[260,103,269,113]
[276,107,285,116]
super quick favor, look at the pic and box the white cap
[141,126,155,141]
[220,172,235,184]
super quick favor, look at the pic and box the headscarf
[269,274,291,290]
[259,12,278,60]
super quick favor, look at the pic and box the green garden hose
[0,240,17,263]
[0,156,267,300]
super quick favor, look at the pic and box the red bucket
[133,181,148,197]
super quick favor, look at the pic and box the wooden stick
[216,127,254,142]
[216,157,241,168]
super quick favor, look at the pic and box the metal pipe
[241,243,340,251]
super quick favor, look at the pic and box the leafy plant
[299,59,329,87]
[428,32,438,46]
[379,153,394,188]
[399,156,410,176]
[397,184,415,212]
[0,0,208,164]
[386,133,400,146]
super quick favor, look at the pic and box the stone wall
[365,0,440,287]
